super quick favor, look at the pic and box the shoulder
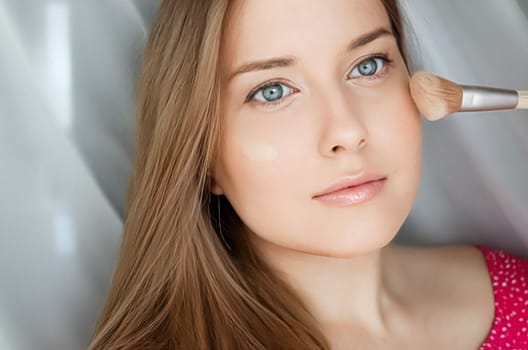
[475,244,528,312]
[386,243,494,303]
[415,244,493,302]
[471,245,528,347]
[387,243,492,282]
[476,244,528,274]
[386,243,496,346]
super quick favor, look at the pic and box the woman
[88,0,528,349]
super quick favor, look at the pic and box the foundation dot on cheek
[241,140,279,162]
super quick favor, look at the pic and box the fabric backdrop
[0,0,526,348]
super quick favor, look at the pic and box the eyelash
[245,53,393,109]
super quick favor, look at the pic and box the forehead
[222,0,391,68]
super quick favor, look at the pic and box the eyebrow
[227,27,393,82]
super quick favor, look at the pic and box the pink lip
[313,178,386,207]
[313,173,387,197]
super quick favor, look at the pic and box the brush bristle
[409,71,464,121]
[518,91,528,109]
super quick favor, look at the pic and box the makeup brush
[409,71,528,121]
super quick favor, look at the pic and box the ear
[210,183,224,195]
[209,176,225,195]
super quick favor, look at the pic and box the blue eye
[245,54,392,108]
[348,56,389,79]
[250,83,294,104]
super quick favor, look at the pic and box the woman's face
[212,0,422,257]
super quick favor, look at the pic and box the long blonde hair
[88,0,408,348]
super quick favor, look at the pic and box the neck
[252,237,405,334]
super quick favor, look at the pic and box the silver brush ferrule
[461,85,519,112]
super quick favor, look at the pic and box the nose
[317,88,369,157]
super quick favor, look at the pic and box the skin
[211,0,494,348]
[215,0,421,258]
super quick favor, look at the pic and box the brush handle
[460,85,518,112]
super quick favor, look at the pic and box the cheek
[379,74,423,202]
[218,102,311,191]
[379,74,422,174]
[378,80,421,150]
[217,132,305,242]
[218,121,298,203]
[216,106,315,236]
[352,66,422,200]
[356,64,422,158]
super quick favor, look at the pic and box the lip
[313,176,387,207]
[313,173,388,198]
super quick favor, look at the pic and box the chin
[297,233,396,259]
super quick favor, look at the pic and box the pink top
[476,245,528,349]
